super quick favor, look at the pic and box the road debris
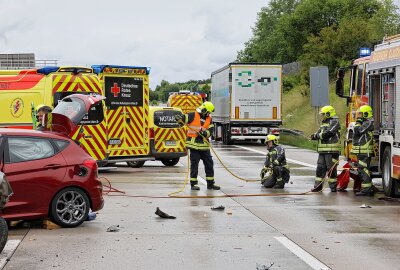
[211,205,225,211]
[256,262,275,270]
[155,207,176,219]
[107,225,120,232]
[360,204,372,208]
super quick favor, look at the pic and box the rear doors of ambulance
[93,65,150,159]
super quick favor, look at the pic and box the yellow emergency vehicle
[167,90,203,114]
[0,65,151,165]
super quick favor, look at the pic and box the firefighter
[310,105,341,192]
[260,134,290,189]
[36,104,52,131]
[175,102,220,191]
[351,105,375,196]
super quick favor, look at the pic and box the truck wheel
[0,217,8,253]
[222,124,233,145]
[382,147,395,197]
[127,161,146,168]
[161,158,180,167]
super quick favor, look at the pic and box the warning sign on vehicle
[105,77,143,108]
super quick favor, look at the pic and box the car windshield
[52,97,87,124]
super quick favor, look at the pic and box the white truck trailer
[211,63,282,144]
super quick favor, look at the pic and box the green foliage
[153,79,211,102]
[238,0,400,71]
[282,74,301,92]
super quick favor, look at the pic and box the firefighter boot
[207,181,220,190]
[311,180,323,192]
[190,181,200,191]
[191,185,200,190]
[272,179,285,189]
[329,183,337,192]
[355,188,374,196]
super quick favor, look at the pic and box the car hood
[49,94,105,136]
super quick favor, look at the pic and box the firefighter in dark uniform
[260,134,290,189]
[310,105,341,192]
[175,102,220,191]
[352,105,375,196]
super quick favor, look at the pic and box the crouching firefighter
[310,105,341,192]
[351,105,375,196]
[175,102,220,191]
[260,134,290,189]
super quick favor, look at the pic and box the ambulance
[167,90,203,114]
[0,65,151,165]
[127,106,187,168]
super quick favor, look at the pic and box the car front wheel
[50,187,90,228]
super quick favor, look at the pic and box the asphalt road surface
[3,142,400,270]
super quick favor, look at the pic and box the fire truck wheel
[382,147,395,197]
[0,217,8,253]
[127,161,146,168]
[161,158,180,167]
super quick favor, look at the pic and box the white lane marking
[0,240,21,269]
[233,145,317,168]
[275,237,330,270]
[197,175,207,186]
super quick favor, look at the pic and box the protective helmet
[199,101,215,115]
[265,134,278,145]
[319,105,336,120]
[359,105,373,119]
[36,104,52,113]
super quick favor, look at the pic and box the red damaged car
[0,94,105,227]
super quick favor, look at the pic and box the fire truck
[336,34,400,196]
[0,65,151,165]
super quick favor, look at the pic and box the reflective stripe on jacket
[264,144,288,168]
[316,117,341,153]
[185,111,214,150]
[187,112,211,138]
[351,118,374,155]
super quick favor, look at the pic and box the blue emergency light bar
[37,66,59,75]
[91,65,151,75]
[359,47,371,57]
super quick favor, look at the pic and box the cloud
[0,0,267,88]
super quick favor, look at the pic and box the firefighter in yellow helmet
[260,134,290,189]
[309,105,341,192]
[36,104,53,131]
[351,105,375,196]
[175,101,220,190]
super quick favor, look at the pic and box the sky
[0,0,268,89]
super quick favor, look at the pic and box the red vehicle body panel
[0,128,104,221]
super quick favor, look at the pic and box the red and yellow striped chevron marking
[52,74,107,161]
[169,95,203,114]
[154,126,186,153]
[52,74,102,93]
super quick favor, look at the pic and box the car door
[2,136,67,219]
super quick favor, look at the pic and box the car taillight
[149,128,155,139]
[83,159,97,170]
